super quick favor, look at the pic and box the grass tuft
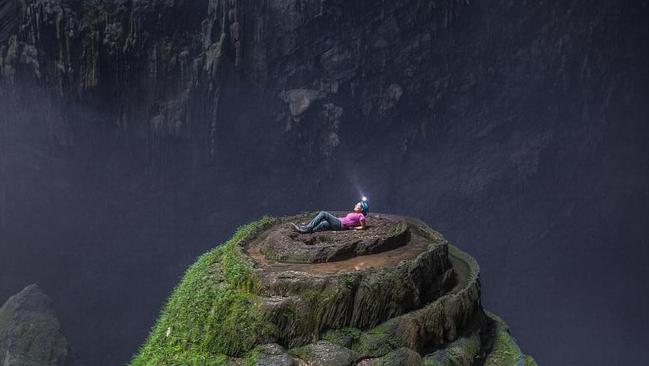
[129,215,278,366]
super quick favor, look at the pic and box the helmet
[359,201,369,215]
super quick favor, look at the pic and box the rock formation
[0,284,77,366]
[130,213,536,365]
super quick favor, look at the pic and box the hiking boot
[291,222,310,233]
[300,224,312,233]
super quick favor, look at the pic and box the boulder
[0,284,77,366]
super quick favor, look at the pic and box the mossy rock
[129,216,280,365]
[421,332,481,366]
[249,214,457,347]
[129,213,536,366]
[358,347,423,366]
[0,284,76,366]
[253,343,296,366]
[346,244,482,358]
[482,312,539,366]
[289,340,361,366]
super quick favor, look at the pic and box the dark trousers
[305,211,343,232]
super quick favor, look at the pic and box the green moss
[483,313,536,366]
[483,330,521,366]
[292,275,355,335]
[340,273,358,289]
[303,289,321,305]
[422,333,481,366]
[129,215,278,366]
[287,345,311,360]
[243,347,261,366]
[340,326,362,339]
[524,355,539,366]
[276,302,298,326]
[391,222,408,236]
[307,286,339,332]
[353,322,403,357]
[321,327,362,348]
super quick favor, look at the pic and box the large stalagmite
[130,213,537,365]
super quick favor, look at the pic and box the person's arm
[353,217,366,230]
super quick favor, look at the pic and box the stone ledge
[258,212,410,263]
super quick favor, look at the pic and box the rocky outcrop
[0,284,77,366]
[129,214,536,365]
[259,215,410,263]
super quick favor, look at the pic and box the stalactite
[2,0,476,171]
[149,43,158,80]
[229,0,241,67]
[209,87,221,160]
[80,28,99,90]
[200,0,230,162]
[0,36,17,82]
[0,96,6,229]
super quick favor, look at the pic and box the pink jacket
[338,212,365,229]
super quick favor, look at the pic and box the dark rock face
[1,0,647,365]
[0,284,76,366]
[0,0,18,44]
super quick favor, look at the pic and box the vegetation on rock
[130,214,537,366]
[130,215,279,365]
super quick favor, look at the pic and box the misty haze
[0,0,647,365]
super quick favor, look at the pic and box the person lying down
[290,200,368,233]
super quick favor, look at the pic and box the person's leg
[308,212,341,232]
[321,211,343,230]
[313,221,332,232]
[334,217,342,230]
[304,211,327,231]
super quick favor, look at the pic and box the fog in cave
[1,0,647,365]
